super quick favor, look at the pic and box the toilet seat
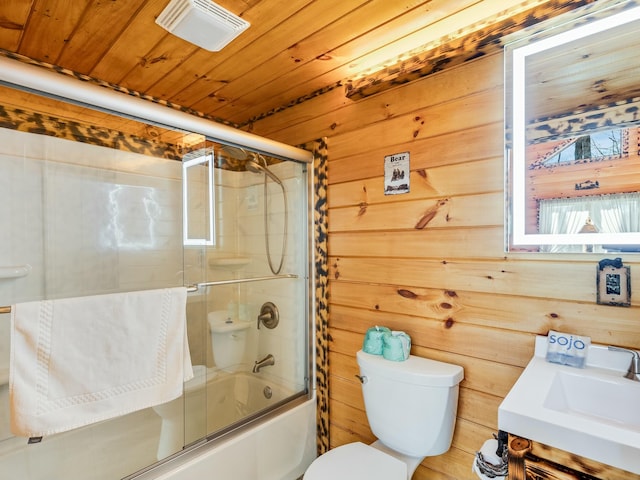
[304,442,407,480]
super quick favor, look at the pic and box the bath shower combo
[0,54,317,480]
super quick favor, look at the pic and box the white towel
[9,287,193,438]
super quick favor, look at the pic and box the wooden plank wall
[250,51,640,479]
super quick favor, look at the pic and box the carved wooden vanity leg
[508,435,532,480]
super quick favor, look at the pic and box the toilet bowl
[304,350,464,480]
[152,364,206,460]
[208,310,251,372]
[304,442,408,479]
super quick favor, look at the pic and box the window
[542,128,625,166]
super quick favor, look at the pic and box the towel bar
[0,275,299,314]
[187,274,298,290]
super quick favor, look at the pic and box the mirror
[506,1,640,253]
[183,151,215,246]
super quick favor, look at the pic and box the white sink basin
[499,336,640,474]
[544,370,640,429]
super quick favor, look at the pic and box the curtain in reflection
[538,198,586,252]
[538,192,640,252]
[599,192,640,234]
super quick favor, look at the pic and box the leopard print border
[344,0,601,100]
[0,103,184,160]
[300,137,329,455]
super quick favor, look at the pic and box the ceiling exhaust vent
[156,0,249,52]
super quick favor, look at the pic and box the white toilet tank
[357,350,464,458]
[208,311,251,370]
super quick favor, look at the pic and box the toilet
[152,364,206,460]
[208,310,251,371]
[304,350,464,480]
[154,310,251,459]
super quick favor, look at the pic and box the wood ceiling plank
[19,0,90,64]
[90,0,177,84]
[524,13,638,72]
[225,0,544,124]
[141,46,230,103]
[205,0,438,117]
[528,65,640,122]
[352,0,547,73]
[162,75,230,109]
[143,0,306,102]
[183,0,370,112]
[344,0,593,101]
[526,24,640,119]
[216,0,517,123]
[212,0,482,121]
[117,35,200,94]
[0,0,34,51]
[56,0,148,74]
[0,0,584,128]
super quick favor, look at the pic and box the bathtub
[203,371,299,435]
[138,371,317,480]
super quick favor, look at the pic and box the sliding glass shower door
[182,141,310,446]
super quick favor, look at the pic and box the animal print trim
[0,103,183,160]
[300,137,329,455]
[344,0,600,100]
[240,82,343,128]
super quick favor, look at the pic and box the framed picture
[384,152,410,195]
[596,258,631,307]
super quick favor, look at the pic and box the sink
[544,370,640,429]
[499,336,640,475]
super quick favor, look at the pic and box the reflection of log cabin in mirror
[505,0,640,253]
[528,126,640,252]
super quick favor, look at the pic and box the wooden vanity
[507,434,640,480]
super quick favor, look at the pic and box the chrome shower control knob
[257,302,279,329]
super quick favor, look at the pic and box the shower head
[245,158,283,185]
[220,145,283,185]
[220,144,250,161]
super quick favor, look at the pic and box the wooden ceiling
[525,13,640,124]
[0,0,558,129]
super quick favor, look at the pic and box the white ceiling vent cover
[156,0,249,52]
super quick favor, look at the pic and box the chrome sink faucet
[252,354,275,373]
[608,346,640,381]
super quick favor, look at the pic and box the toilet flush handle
[354,374,367,384]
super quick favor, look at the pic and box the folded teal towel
[362,326,391,355]
[382,331,411,362]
